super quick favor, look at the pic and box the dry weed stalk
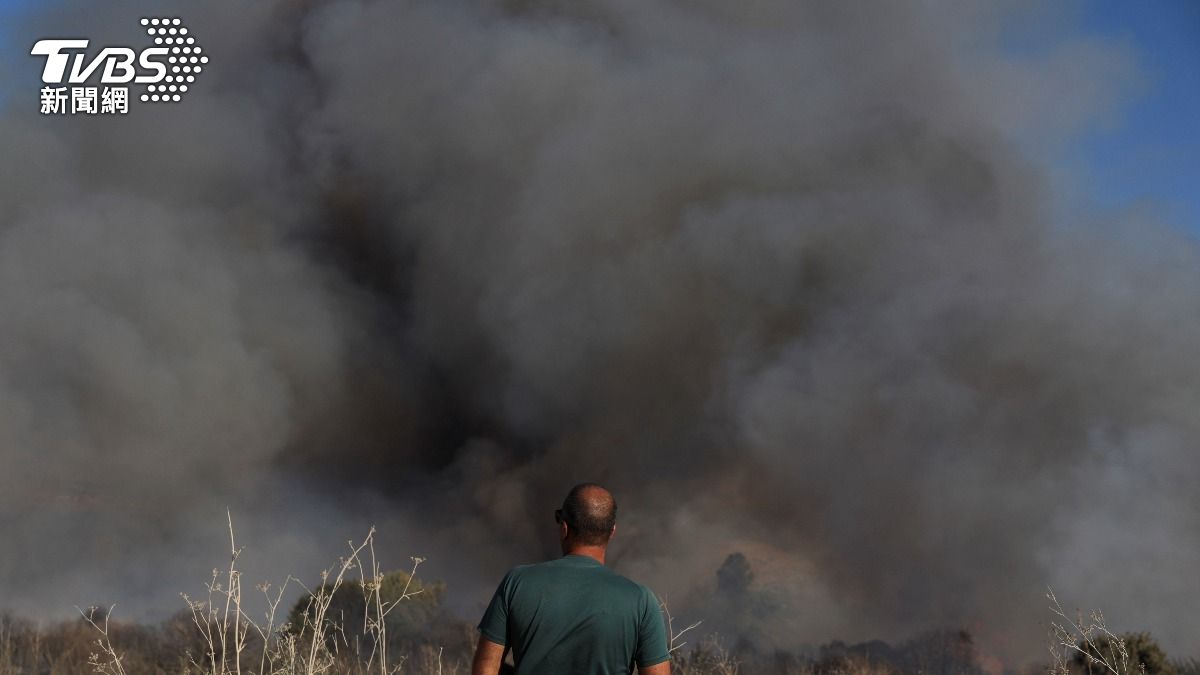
[359,534,425,674]
[259,522,387,675]
[412,645,450,675]
[250,574,297,675]
[0,615,16,674]
[77,605,127,675]
[182,510,253,675]
[661,597,702,654]
[1046,587,1143,675]
[77,512,431,675]
[662,599,739,675]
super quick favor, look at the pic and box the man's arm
[638,660,670,675]
[471,636,506,675]
[634,586,671,675]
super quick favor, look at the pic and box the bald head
[559,483,617,546]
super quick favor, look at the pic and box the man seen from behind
[471,483,671,675]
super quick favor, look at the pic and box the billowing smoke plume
[1,0,1193,660]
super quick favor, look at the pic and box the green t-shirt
[478,555,670,674]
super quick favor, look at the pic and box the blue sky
[1069,0,1200,230]
[0,0,1197,232]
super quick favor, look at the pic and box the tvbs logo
[31,17,208,114]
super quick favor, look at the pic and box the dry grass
[670,633,739,675]
[0,512,470,675]
[9,531,1166,675]
[662,598,738,675]
[1046,588,1142,675]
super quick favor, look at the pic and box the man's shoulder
[498,559,560,585]
[504,559,561,577]
[504,558,655,596]
[623,576,660,605]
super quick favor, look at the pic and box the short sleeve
[634,587,670,667]
[477,571,512,645]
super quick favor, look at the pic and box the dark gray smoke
[1,0,1192,661]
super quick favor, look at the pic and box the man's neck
[563,545,606,565]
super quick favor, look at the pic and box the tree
[900,629,983,675]
[716,553,753,597]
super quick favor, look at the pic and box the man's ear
[559,521,569,540]
[609,524,617,541]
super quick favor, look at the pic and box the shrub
[284,568,447,654]
[1074,633,1175,675]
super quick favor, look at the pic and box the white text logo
[31,17,208,114]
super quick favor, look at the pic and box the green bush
[1073,632,1175,675]
[285,568,447,653]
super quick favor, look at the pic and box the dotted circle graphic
[140,17,208,104]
